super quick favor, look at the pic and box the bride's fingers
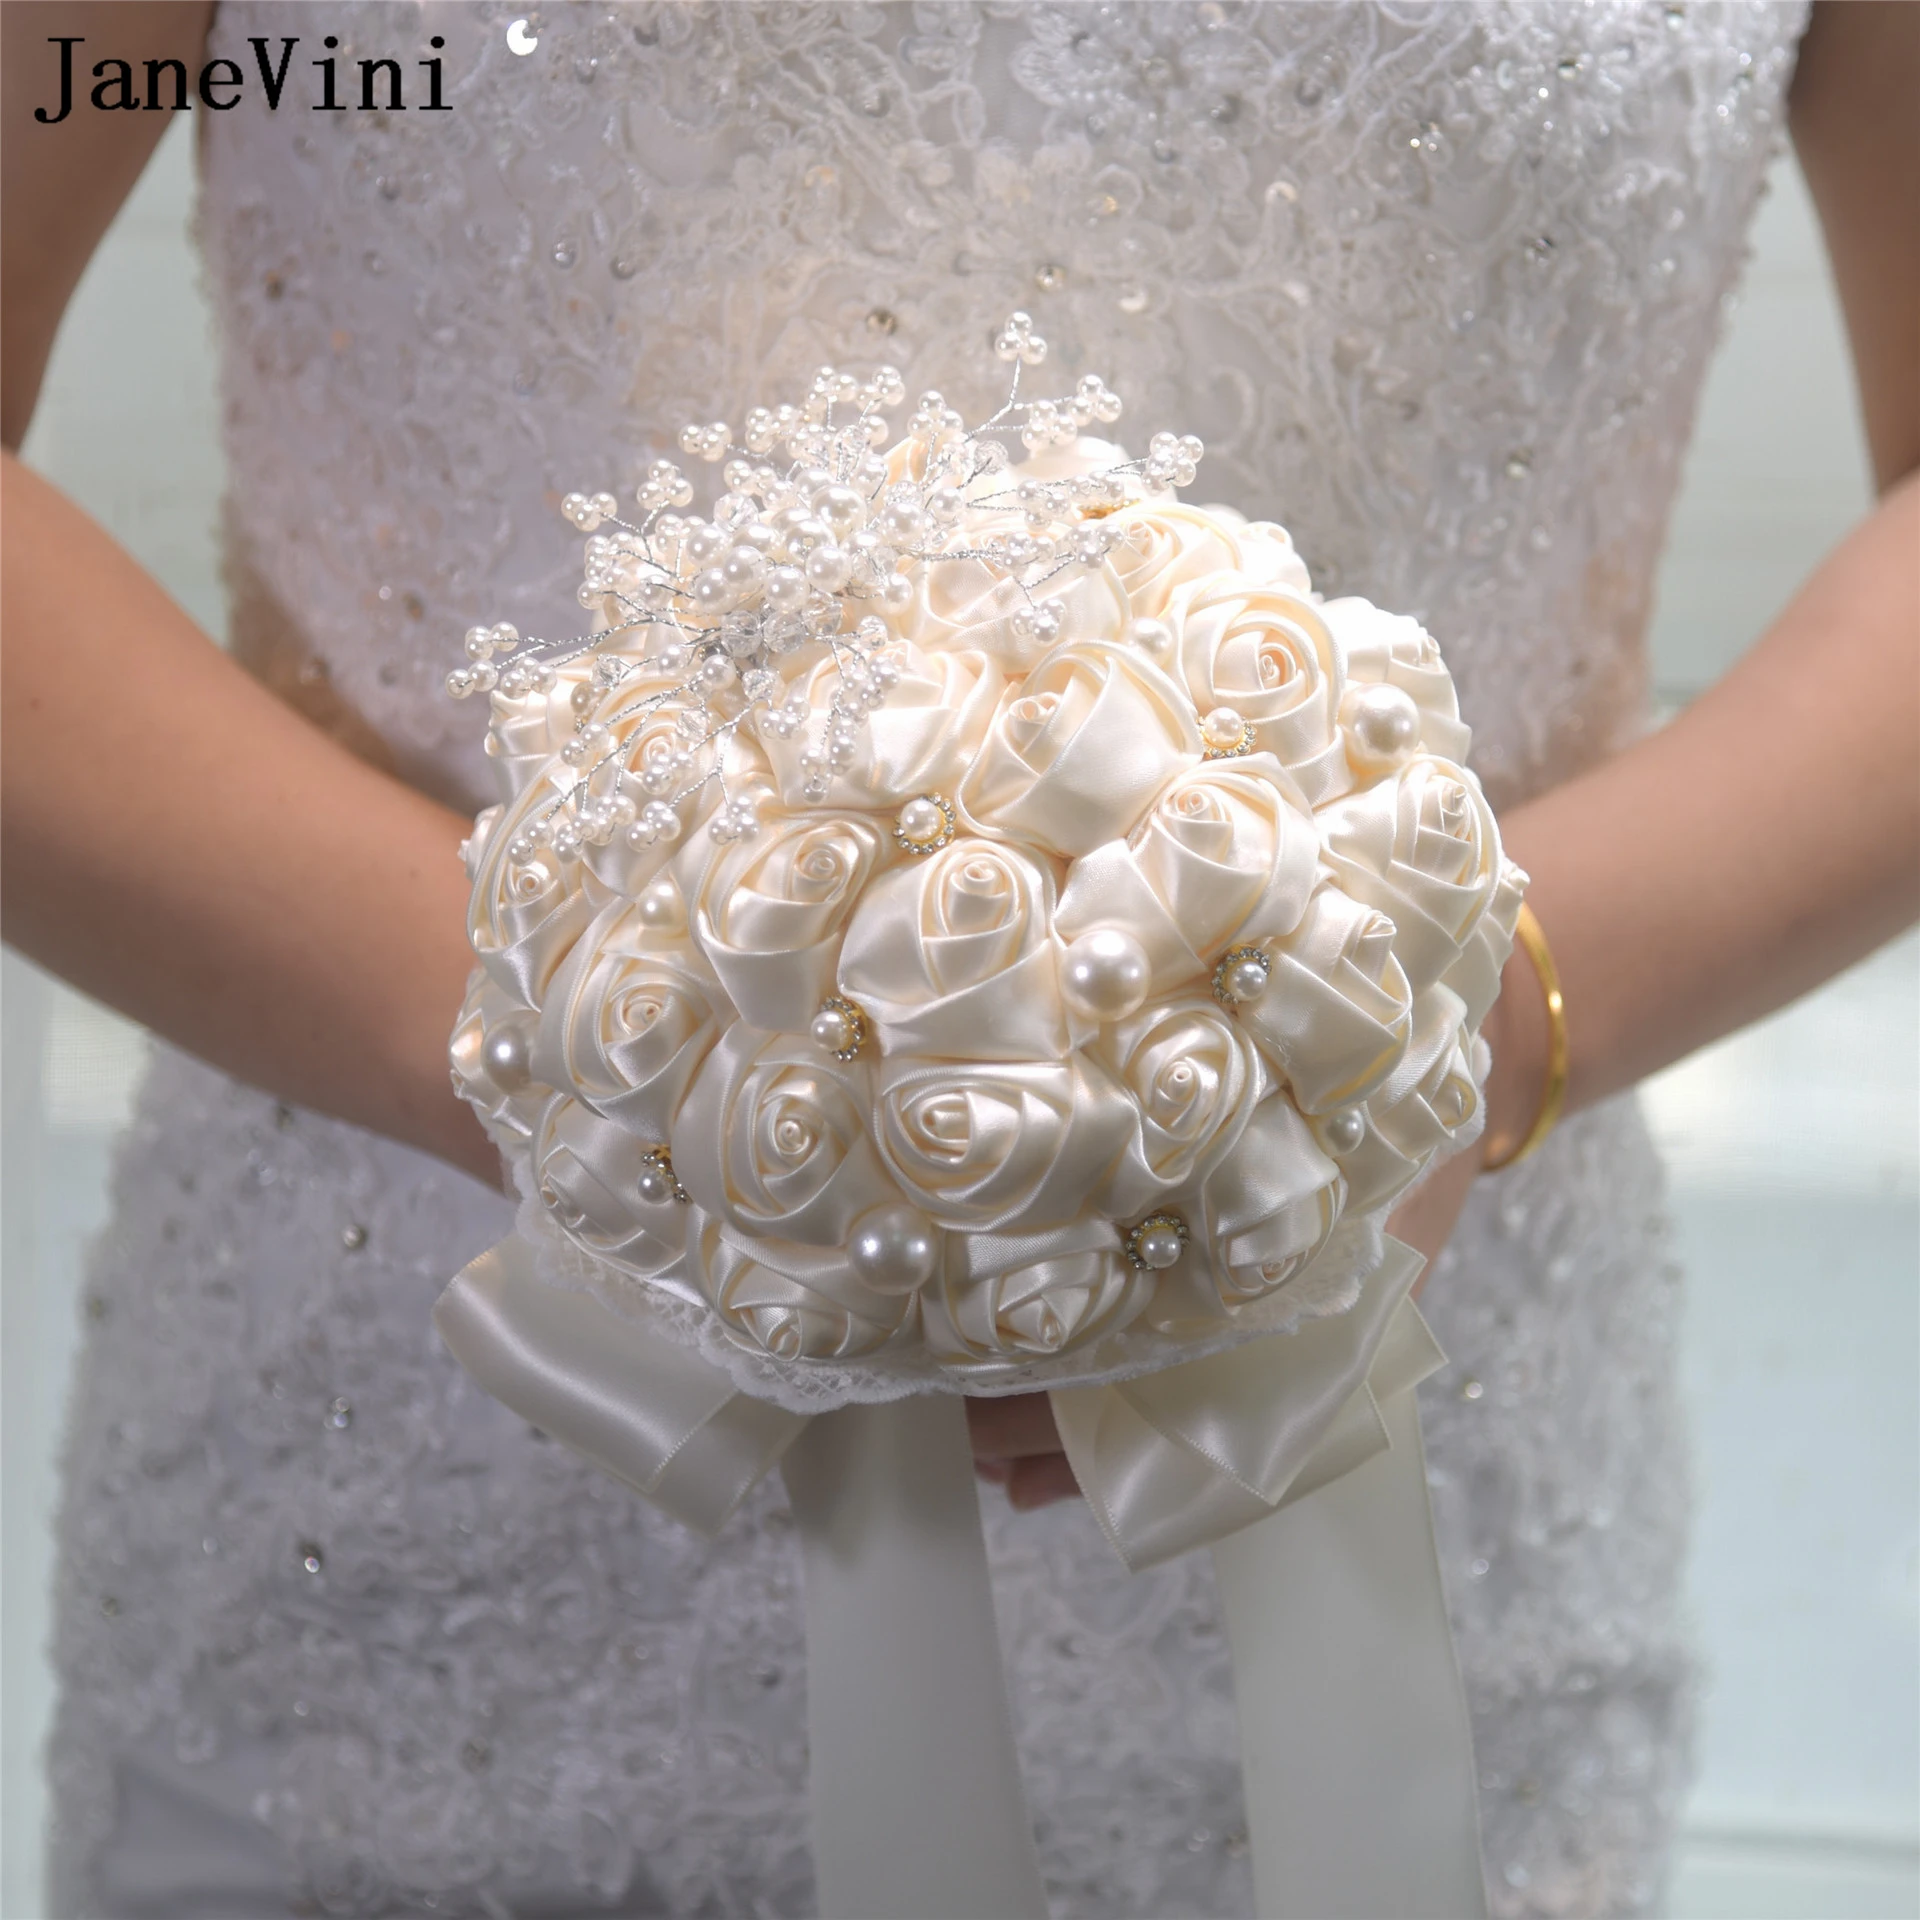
[1006,1452,1081,1510]
[965,1390,1061,1460]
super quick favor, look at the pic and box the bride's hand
[967,970,1545,1511]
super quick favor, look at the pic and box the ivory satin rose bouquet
[443,313,1523,1404]
[434,315,1516,1920]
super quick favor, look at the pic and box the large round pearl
[763,565,809,611]
[805,544,853,592]
[1201,704,1248,751]
[1321,1106,1367,1154]
[720,545,766,592]
[481,1020,533,1093]
[635,1161,676,1206]
[814,484,867,537]
[1344,684,1421,771]
[897,796,948,846]
[810,1004,858,1055]
[846,1204,940,1295]
[1127,616,1175,662]
[691,567,738,614]
[1060,927,1151,1022]
[636,878,685,932]
[1219,953,1272,1005]
[1136,1222,1185,1271]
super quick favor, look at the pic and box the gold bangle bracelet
[1482,900,1569,1173]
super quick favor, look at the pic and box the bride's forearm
[2,452,498,1184]
[1481,471,1920,1146]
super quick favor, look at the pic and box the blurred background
[3,117,1915,1919]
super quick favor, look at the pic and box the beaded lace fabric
[46,4,1805,1914]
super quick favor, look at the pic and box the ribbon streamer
[435,1239,1488,1918]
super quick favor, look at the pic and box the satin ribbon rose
[1097,993,1267,1219]
[1056,756,1318,991]
[1164,576,1348,803]
[892,448,1129,664]
[957,640,1202,858]
[837,838,1073,1060]
[577,682,772,900]
[1319,984,1487,1216]
[1103,500,1246,620]
[488,647,710,821]
[756,642,1004,812]
[1317,755,1501,993]
[466,780,596,1007]
[921,1219,1152,1366]
[1143,1093,1348,1334]
[881,426,1130,494]
[875,1054,1137,1234]
[531,902,730,1143]
[671,1027,920,1358]
[1442,857,1529,1032]
[449,967,553,1152]
[483,658,597,807]
[1236,885,1415,1115]
[672,1026,904,1249]
[1320,598,1472,775]
[674,811,892,1033]
[1196,507,1315,593]
[529,1092,692,1293]
[683,1208,914,1361]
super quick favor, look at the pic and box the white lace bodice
[201,0,1800,813]
[48,5,1805,1915]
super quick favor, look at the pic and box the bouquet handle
[783,1397,1051,1920]
[1216,1386,1488,1918]
[436,1241,1489,1918]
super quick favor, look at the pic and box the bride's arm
[2,2,497,1184]
[1481,0,1919,1149]
[978,0,1919,1503]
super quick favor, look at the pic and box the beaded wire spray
[445,313,1204,864]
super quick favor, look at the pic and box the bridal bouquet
[435,316,1512,1918]
[445,314,1522,1402]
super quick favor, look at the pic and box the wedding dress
[43,4,1808,1914]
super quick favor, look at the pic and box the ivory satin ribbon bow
[435,1236,1489,1919]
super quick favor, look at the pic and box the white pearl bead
[1344,684,1421,770]
[1222,954,1271,1005]
[1322,1107,1367,1154]
[763,565,809,611]
[691,568,737,613]
[635,1163,675,1206]
[1136,1224,1185,1271]
[1060,927,1151,1022]
[814,485,866,537]
[636,878,684,931]
[810,1005,856,1055]
[481,1021,533,1093]
[846,1204,940,1295]
[805,544,853,592]
[1128,617,1175,661]
[1201,705,1247,751]
[898,796,946,845]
